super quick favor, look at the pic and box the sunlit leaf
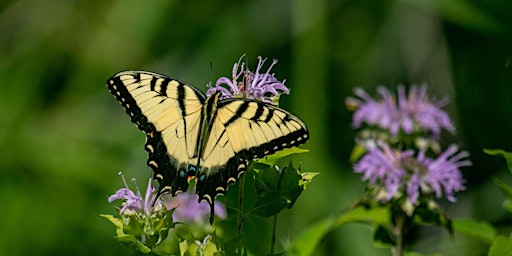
[349,143,367,163]
[453,219,496,243]
[288,218,335,256]
[152,230,180,256]
[333,205,390,228]
[488,236,512,256]
[256,147,309,166]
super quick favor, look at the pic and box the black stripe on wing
[219,99,310,160]
[106,71,202,197]
[195,99,309,205]
[107,74,154,133]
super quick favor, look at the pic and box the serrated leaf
[300,172,319,189]
[488,236,512,256]
[484,149,512,174]
[254,166,281,194]
[453,219,496,243]
[252,164,305,216]
[288,217,335,256]
[249,191,290,217]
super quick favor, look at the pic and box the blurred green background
[1,0,512,255]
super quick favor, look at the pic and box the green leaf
[256,147,309,166]
[400,0,504,33]
[488,236,512,256]
[349,143,366,163]
[152,229,181,256]
[333,205,390,229]
[404,252,443,256]
[288,217,335,256]
[300,172,319,189]
[494,178,512,200]
[453,219,496,243]
[101,214,151,253]
[250,191,290,217]
[100,214,124,232]
[484,149,512,174]
[117,234,152,254]
[412,201,452,234]
[373,225,395,248]
[251,164,306,217]
[502,199,512,214]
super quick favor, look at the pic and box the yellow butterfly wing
[107,71,206,195]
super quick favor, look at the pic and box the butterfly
[107,71,309,219]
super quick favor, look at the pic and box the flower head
[207,55,289,104]
[108,172,162,216]
[164,192,227,223]
[354,141,469,205]
[347,85,454,136]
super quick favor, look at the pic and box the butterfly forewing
[107,71,206,195]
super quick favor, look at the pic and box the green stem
[270,214,278,254]
[391,213,404,256]
[237,175,246,254]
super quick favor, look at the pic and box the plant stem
[391,213,404,256]
[270,214,278,254]
[237,175,246,254]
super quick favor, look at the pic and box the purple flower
[347,85,454,136]
[206,55,289,104]
[164,192,227,223]
[354,142,470,204]
[412,144,470,203]
[108,172,162,215]
[354,141,411,202]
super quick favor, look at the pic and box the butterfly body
[107,71,309,208]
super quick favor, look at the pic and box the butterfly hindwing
[195,99,309,202]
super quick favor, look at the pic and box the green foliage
[287,218,335,256]
[485,149,512,175]
[2,0,512,255]
[452,219,496,243]
[251,164,312,217]
[488,236,512,256]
